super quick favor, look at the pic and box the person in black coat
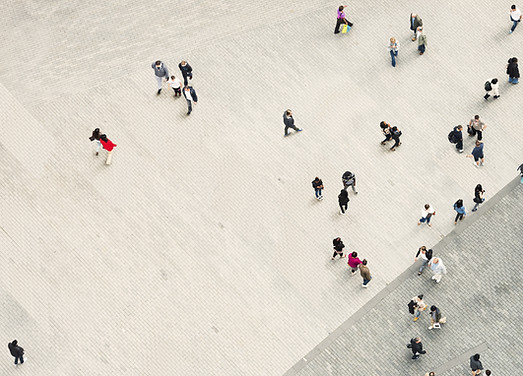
[406,337,426,359]
[472,184,485,212]
[89,127,102,155]
[338,189,349,215]
[332,237,346,260]
[183,86,198,115]
[380,121,393,145]
[178,60,193,86]
[283,109,302,136]
[507,57,520,84]
[311,177,324,200]
[8,340,24,365]
[452,125,463,152]
[390,126,402,151]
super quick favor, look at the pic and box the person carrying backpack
[448,125,464,153]
[342,171,358,193]
[484,78,500,100]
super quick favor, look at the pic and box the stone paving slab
[0,0,522,375]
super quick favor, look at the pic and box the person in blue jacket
[453,199,466,224]
[466,140,484,168]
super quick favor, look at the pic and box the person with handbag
[472,184,485,212]
[334,5,353,34]
[418,204,436,227]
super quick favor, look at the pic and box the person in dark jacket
[334,5,353,34]
[8,340,24,365]
[428,305,443,329]
[452,125,464,153]
[414,246,433,275]
[472,184,485,212]
[89,127,102,156]
[338,189,349,215]
[332,237,346,260]
[507,57,520,84]
[312,177,324,200]
[410,13,423,41]
[406,337,426,359]
[390,126,402,151]
[183,86,198,115]
[342,171,358,193]
[470,354,484,375]
[152,60,169,95]
[453,199,466,224]
[380,121,393,145]
[178,60,193,86]
[466,140,485,168]
[283,109,302,136]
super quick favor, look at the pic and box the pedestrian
[410,13,423,41]
[359,259,372,287]
[183,86,198,115]
[428,305,446,329]
[418,204,436,227]
[509,5,522,34]
[470,354,484,376]
[408,294,427,322]
[417,27,427,55]
[348,251,363,275]
[312,177,324,200]
[89,127,102,156]
[283,109,303,137]
[453,199,466,224]
[428,257,447,283]
[414,246,433,276]
[466,140,485,168]
[424,373,435,376]
[507,57,520,84]
[8,340,24,365]
[472,184,485,212]
[338,188,349,215]
[448,125,464,153]
[178,60,193,86]
[390,126,402,151]
[151,60,169,95]
[342,171,358,193]
[334,5,353,34]
[100,134,117,165]
[467,115,487,140]
[406,337,426,360]
[380,121,393,145]
[485,370,491,375]
[332,237,346,260]
[484,78,500,100]
[167,75,182,97]
[388,37,400,67]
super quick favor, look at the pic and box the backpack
[448,131,457,144]
[484,81,492,91]
[408,300,416,314]
[393,130,402,137]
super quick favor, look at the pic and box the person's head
[338,5,344,11]
[411,13,417,17]
[390,37,396,43]
[512,4,516,10]
[491,78,498,84]
[512,57,518,63]
[432,257,439,264]
[424,204,430,210]
[457,125,463,130]
[417,26,423,32]
[415,336,421,343]
[184,86,190,91]
[485,370,491,376]
[430,305,437,312]
[362,259,368,265]
[155,60,161,67]
[417,294,423,300]
[351,251,358,257]
[473,354,480,361]
[456,199,463,207]
[475,140,481,147]
[428,372,435,376]
[315,177,319,181]
[474,115,480,120]
[286,109,292,116]
[170,75,175,80]
[475,184,483,192]
[11,340,17,345]
[420,245,427,252]
[181,60,187,65]
[392,126,398,132]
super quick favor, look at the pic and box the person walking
[342,171,358,193]
[484,78,500,100]
[334,5,353,34]
[428,305,446,329]
[390,126,402,151]
[509,5,522,34]
[283,109,302,137]
[406,337,426,360]
[418,204,436,227]
[414,246,433,276]
[466,140,485,168]
[332,237,346,260]
[359,259,372,287]
[388,37,400,67]
[348,251,363,275]
[167,75,182,96]
[410,13,423,41]
[8,340,24,365]
[380,121,393,145]
[472,184,485,212]
[428,257,447,283]
[338,188,349,215]
[424,373,435,376]
[485,370,492,376]
[470,354,484,376]
[89,127,102,156]
[417,27,427,55]
[152,60,169,95]
[409,295,427,322]
[312,177,324,200]
[178,60,193,86]
[507,57,520,84]
[449,125,464,152]
[453,199,466,224]
[100,134,117,165]
[467,115,487,140]
[183,86,198,115]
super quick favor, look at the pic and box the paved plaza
[0,0,522,375]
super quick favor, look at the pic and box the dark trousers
[418,44,426,53]
[382,134,392,144]
[334,18,352,33]
[468,127,483,140]
[14,355,24,365]
[332,250,344,258]
[455,212,464,222]
[182,73,193,86]
[339,202,348,213]
[456,139,463,150]
[186,99,192,113]
[172,87,181,95]
[285,124,299,135]
[391,136,401,149]
[314,188,322,198]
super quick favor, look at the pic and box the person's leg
[419,259,428,274]
[14,356,18,365]
[513,77,519,84]
[339,202,345,214]
[472,202,479,212]
[418,44,425,54]
[96,140,101,154]
[183,75,188,86]
[456,138,463,151]
[509,76,515,83]
[390,50,396,67]
[334,18,342,33]
[19,355,24,364]
[332,250,339,259]
[187,99,192,114]
[156,76,163,91]
[426,215,432,226]
[484,92,490,99]
[434,272,442,283]
[414,309,421,319]
[390,138,399,150]
[512,20,519,33]
[381,134,392,144]
[477,130,483,141]
[454,212,460,223]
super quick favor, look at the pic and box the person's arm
[164,65,169,79]
[187,64,193,74]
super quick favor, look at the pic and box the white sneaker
[362,284,368,288]
[428,326,433,330]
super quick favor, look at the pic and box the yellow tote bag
[341,24,348,33]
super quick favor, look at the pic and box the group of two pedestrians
[380,121,402,151]
[89,128,117,165]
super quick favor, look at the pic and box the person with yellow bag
[334,5,353,34]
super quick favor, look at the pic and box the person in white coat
[428,257,447,283]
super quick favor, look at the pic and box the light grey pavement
[0,0,522,375]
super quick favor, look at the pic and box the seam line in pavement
[283,176,520,376]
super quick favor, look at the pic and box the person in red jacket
[348,251,363,275]
[100,134,117,165]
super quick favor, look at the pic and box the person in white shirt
[428,257,447,283]
[388,37,400,67]
[418,204,436,227]
[167,75,182,97]
[484,78,500,100]
[509,4,522,34]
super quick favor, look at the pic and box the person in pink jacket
[348,251,363,275]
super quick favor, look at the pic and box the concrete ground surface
[0,0,521,375]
